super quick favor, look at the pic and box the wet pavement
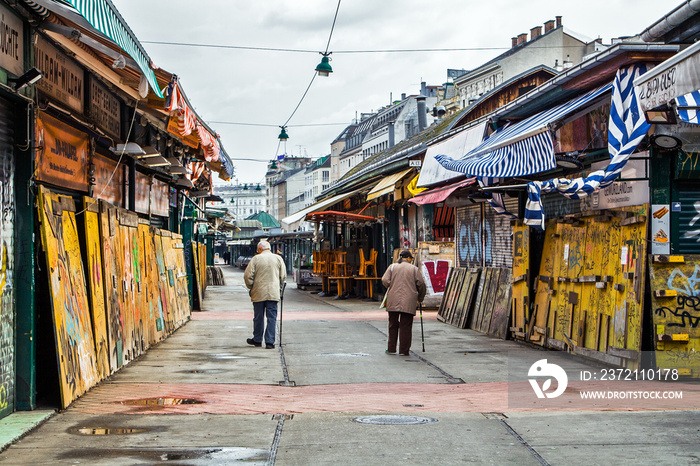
[1,264,700,465]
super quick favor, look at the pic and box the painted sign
[651,204,671,255]
[581,180,649,211]
[89,76,121,139]
[35,35,84,113]
[634,41,700,112]
[421,259,451,295]
[134,171,151,215]
[151,178,170,217]
[36,112,89,191]
[92,153,122,205]
[0,6,24,77]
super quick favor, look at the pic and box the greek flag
[676,90,700,124]
[523,64,651,229]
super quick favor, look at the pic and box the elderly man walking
[244,240,287,349]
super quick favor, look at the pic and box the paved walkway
[1,264,699,465]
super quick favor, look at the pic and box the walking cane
[279,282,287,346]
[419,301,425,352]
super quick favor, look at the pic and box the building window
[322,171,329,182]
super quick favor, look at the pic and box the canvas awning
[435,84,612,178]
[305,211,375,224]
[634,40,700,112]
[366,168,414,201]
[35,0,163,98]
[281,187,365,230]
[417,121,488,188]
[408,177,476,205]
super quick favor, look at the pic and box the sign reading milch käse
[36,111,89,192]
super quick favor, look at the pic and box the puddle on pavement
[352,415,438,425]
[316,352,370,357]
[120,398,204,406]
[59,447,268,464]
[453,350,498,354]
[69,427,150,435]
[179,369,226,374]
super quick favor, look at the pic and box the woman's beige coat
[381,260,427,315]
[244,250,287,302]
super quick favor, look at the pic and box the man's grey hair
[257,240,271,251]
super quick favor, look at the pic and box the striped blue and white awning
[61,0,163,98]
[676,90,700,124]
[435,84,613,178]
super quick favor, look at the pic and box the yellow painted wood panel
[530,221,556,345]
[650,254,700,376]
[82,197,110,379]
[172,233,191,323]
[37,186,98,408]
[512,222,529,339]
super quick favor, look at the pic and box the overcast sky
[112,0,678,186]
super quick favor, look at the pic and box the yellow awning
[366,168,414,201]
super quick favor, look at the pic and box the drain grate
[352,415,437,425]
[120,398,204,406]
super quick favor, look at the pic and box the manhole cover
[70,427,149,435]
[120,398,204,406]
[317,353,370,357]
[352,415,438,425]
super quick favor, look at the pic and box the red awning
[306,211,376,223]
[408,177,476,205]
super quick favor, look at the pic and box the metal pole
[279,282,287,346]
[419,301,425,352]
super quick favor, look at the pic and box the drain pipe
[417,96,427,132]
[388,122,395,148]
[640,0,700,42]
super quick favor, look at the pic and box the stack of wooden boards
[437,267,512,339]
[37,186,192,409]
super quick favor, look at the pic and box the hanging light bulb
[315,52,333,77]
[278,126,289,141]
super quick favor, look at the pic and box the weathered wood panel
[82,197,110,379]
[38,187,98,408]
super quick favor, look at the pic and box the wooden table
[353,276,382,300]
[328,276,353,298]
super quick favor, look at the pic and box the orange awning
[306,211,376,224]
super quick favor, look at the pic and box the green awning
[64,0,163,98]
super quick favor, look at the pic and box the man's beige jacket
[244,250,287,302]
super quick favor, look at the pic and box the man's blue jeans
[252,300,278,345]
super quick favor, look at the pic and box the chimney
[401,93,406,100]
[512,37,518,48]
[517,33,527,45]
[544,20,555,33]
[556,16,562,28]
[388,122,395,148]
[530,26,542,40]
[416,96,427,132]
[420,81,427,96]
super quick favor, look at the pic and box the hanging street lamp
[315,52,333,77]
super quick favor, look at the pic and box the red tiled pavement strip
[192,310,437,321]
[69,381,700,415]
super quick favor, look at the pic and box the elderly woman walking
[381,249,427,355]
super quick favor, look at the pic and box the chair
[359,248,377,277]
[332,251,348,277]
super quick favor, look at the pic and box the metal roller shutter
[673,183,700,254]
[483,197,518,268]
[455,204,482,268]
[0,95,15,419]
